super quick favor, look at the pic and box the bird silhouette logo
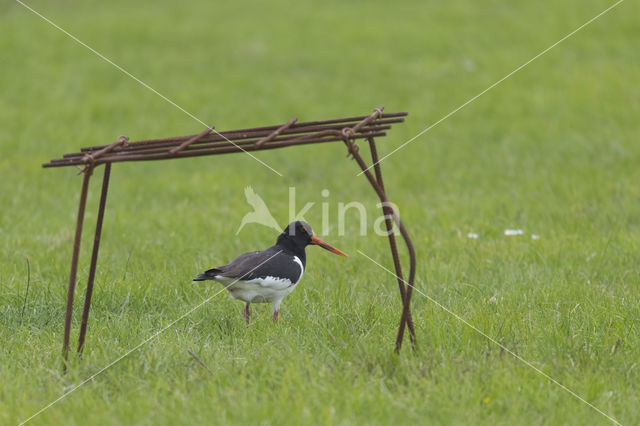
[236,186,281,234]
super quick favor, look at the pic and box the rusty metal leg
[367,138,417,347]
[392,218,417,352]
[345,138,417,353]
[62,167,93,372]
[77,163,112,354]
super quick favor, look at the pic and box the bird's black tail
[193,268,221,281]
[192,274,209,281]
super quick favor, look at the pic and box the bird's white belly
[215,256,304,305]
[227,280,297,303]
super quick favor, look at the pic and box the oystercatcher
[193,221,347,324]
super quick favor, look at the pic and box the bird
[194,221,347,324]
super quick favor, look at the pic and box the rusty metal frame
[44,107,417,371]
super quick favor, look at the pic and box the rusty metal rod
[169,125,214,154]
[104,126,390,158]
[76,113,408,153]
[77,163,112,355]
[275,128,346,145]
[43,132,388,168]
[392,216,417,352]
[67,119,403,158]
[49,130,386,165]
[53,126,390,164]
[60,123,393,159]
[368,137,417,346]
[245,111,405,131]
[255,117,297,147]
[96,132,387,164]
[57,125,389,162]
[344,137,416,353]
[62,166,93,372]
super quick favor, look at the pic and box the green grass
[2,0,639,424]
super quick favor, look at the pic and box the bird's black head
[277,221,313,252]
[276,221,347,258]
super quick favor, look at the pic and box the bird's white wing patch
[292,256,304,285]
[253,276,293,290]
[250,256,303,291]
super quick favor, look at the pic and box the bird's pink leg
[273,310,279,323]
[244,302,251,326]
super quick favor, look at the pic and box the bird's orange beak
[310,235,348,257]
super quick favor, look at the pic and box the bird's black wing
[194,251,261,281]
[214,246,301,283]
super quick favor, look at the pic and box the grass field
[2,0,639,424]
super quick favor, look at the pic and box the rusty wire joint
[82,135,129,164]
[341,106,384,158]
[77,136,128,175]
[344,139,359,158]
[169,126,214,154]
[44,107,416,372]
[255,117,297,147]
